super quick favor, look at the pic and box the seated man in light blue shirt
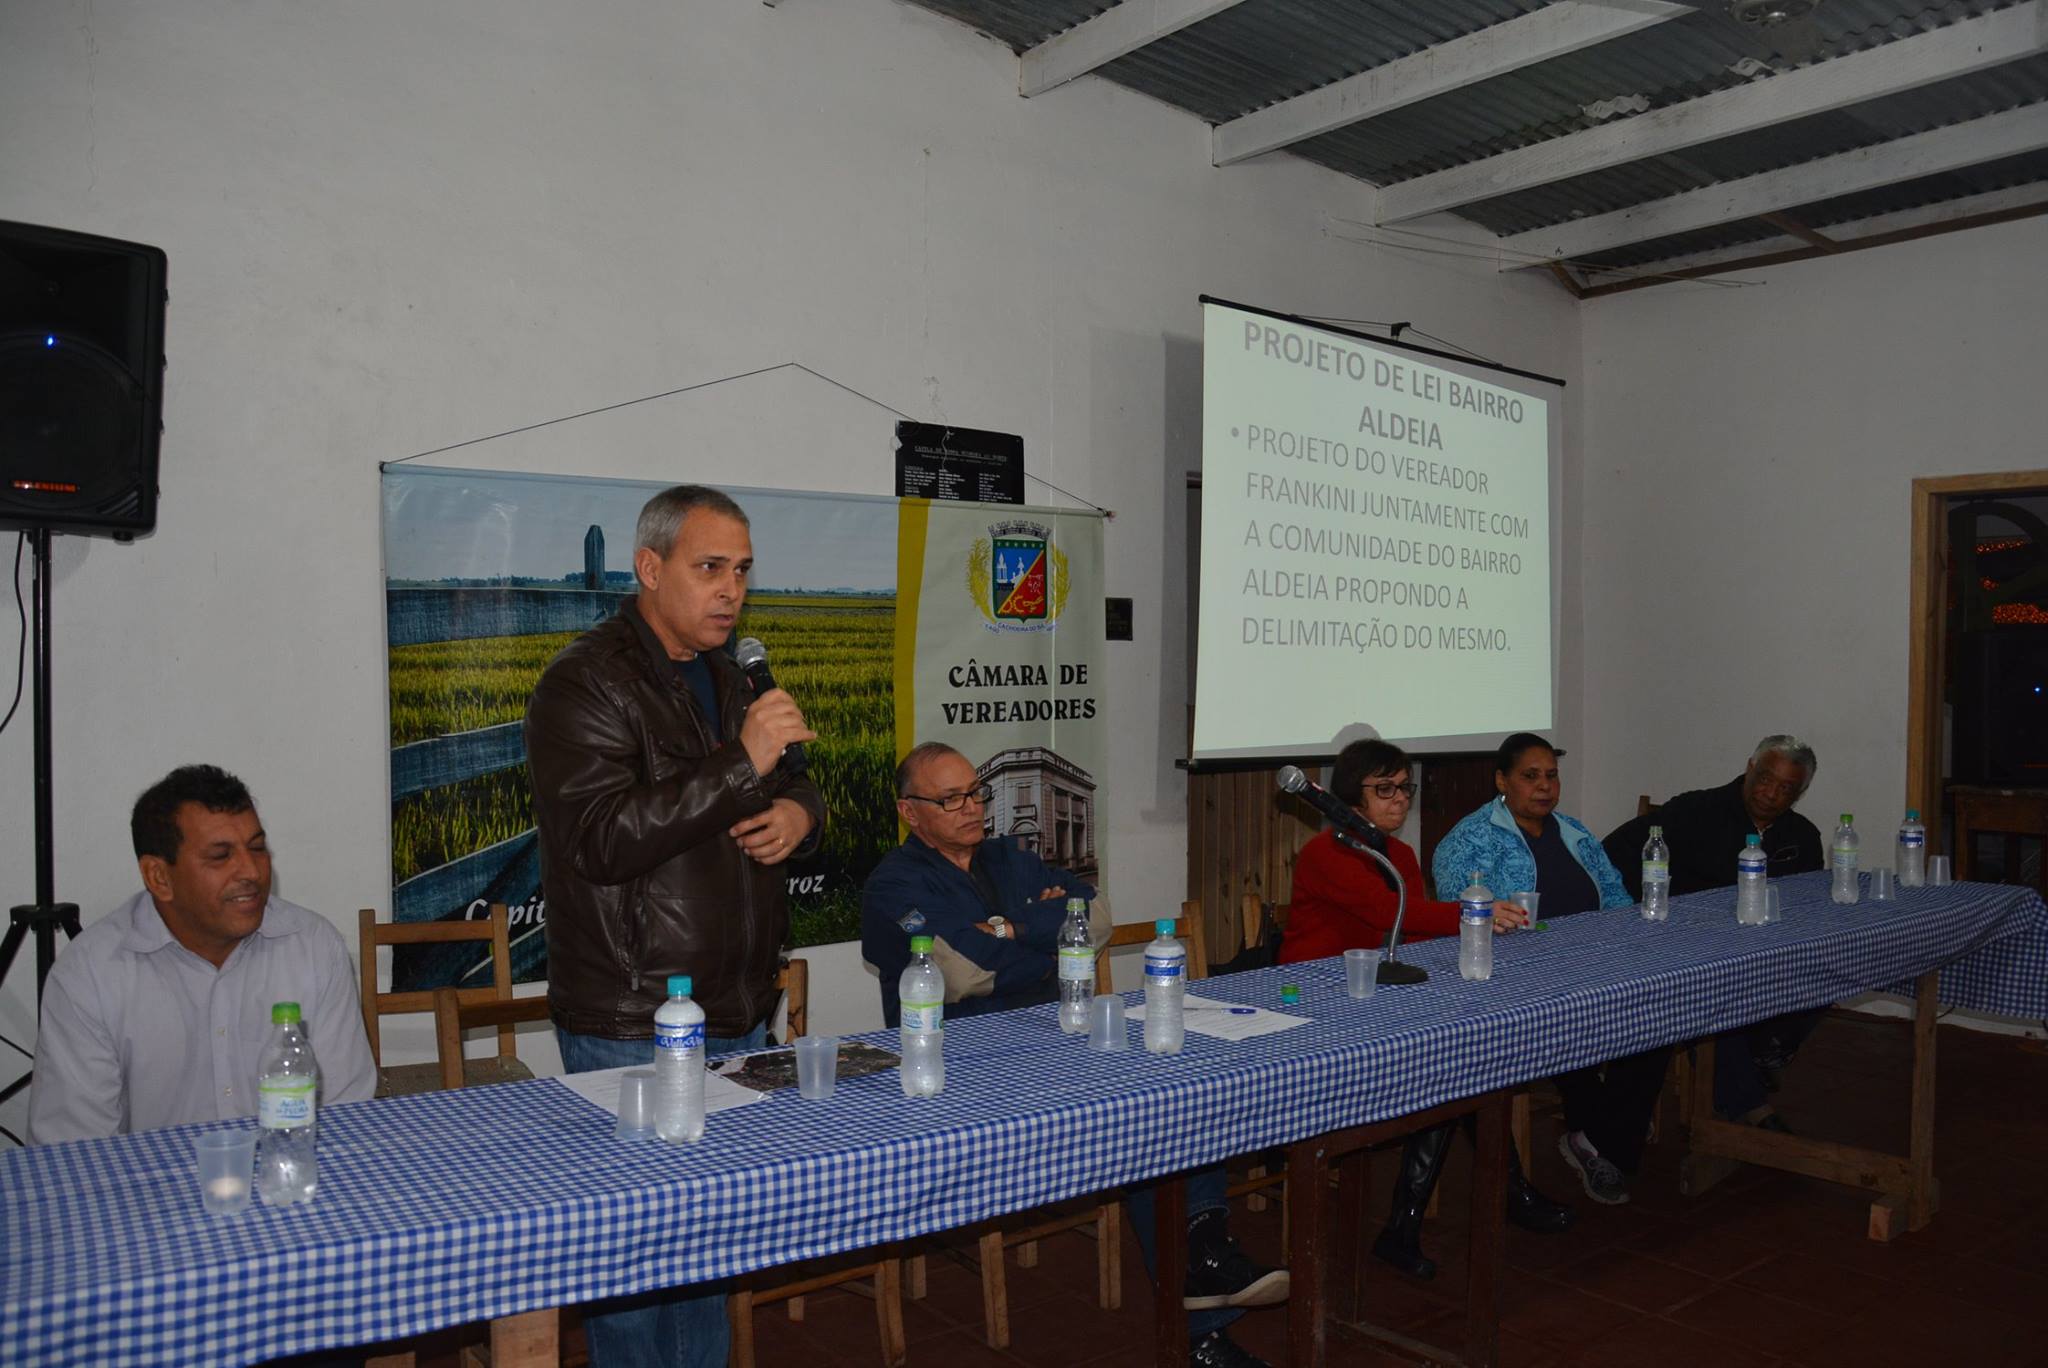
[29,764,375,1143]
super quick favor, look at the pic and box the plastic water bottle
[898,935,945,1096]
[1898,809,1926,888]
[1143,919,1186,1054]
[1640,825,1671,922]
[1736,834,1769,924]
[1457,872,1493,980]
[1057,897,1094,1034]
[1831,813,1861,904]
[255,1001,319,1205]
[654,974,706,1144]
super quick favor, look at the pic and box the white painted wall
[0,0,1583,1140]
[1576,217,2048,848]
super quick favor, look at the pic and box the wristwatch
[987,915,1011,939]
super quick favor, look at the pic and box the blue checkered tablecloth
[2,873,2040,1366]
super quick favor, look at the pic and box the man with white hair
[1603,735,1825,1128]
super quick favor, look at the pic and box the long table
[2,875,2041,1367]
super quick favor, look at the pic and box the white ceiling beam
[1021,1,1251,98]
[1377,0,2048,224]
[1573,181,2048,277]
[1498,102,2048,262]
[1213,1,1691,167]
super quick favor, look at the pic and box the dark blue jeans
[1713,1008,1826,1119]
[557,1022,769,1368]
[1126,1164,1240,1340]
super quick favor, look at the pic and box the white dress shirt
[28,891,377,1144]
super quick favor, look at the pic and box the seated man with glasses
[860,741,1287,1368]
[1600,734,1826,1132]
[861,741,1094,1024]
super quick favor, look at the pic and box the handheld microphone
[1276,766,1386,854]
[733,637,808,774]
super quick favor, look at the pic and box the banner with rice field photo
[381,466,1106,991]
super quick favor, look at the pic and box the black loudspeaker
[0,221,166,539]
[1953,626,2048,785]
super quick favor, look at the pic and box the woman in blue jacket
[1432,733,1668,1208]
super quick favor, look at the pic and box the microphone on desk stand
[1277,766,1429,985]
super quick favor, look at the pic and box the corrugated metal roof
[898,0,2048,278]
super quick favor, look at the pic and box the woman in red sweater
[1279,740,1520,964]
[1278,740,1573,1281]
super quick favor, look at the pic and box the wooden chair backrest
[432,988,552,1089]
[1638,794,1661,819]
[776,957,809,1042]
[359,903,516,1065]
[1096,902,1209,994]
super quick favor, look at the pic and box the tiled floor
[735,1012,2048,1367]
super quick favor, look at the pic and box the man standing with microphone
[525,483,824,1368]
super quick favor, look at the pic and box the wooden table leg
[1154,1172,1189,1368]
[1873,969,1943,1240]
[1286,1138,1330,1368]
[1680,1036,1739,1198]
[1331,1148,1369,1325]
[1464,1096,1507,1368]
[486,1309,557,1368]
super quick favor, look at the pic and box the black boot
[1371,1123,1454,1279]
[1504,1144,1576,1234]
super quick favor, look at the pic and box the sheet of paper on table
[1126,995,1309,1042]
[552,1064,767,1118]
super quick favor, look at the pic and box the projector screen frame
[1198,295,1567,393]
[1187,295,1567,769]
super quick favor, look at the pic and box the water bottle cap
[1154,918,1175,935]
[1649,825,1662,838]
[668,975,692,997]
[1906,809,1920,821]
[1841,813,1853,824]
[910,935,934,953]
[1067,897,1087,912]
[1280,985,1300,1004]
[270,1001,301,1025]
[1745,833,1762,846]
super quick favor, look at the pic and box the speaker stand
[0,529,82,1109]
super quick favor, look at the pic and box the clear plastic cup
[1087,995,1128,1051]
[1763,886,1782,924]
[615,1069,656,1141]
[794,1036,838,1100]
[195,1129,255,1216]
[1343,947,1380,999]
[1928,855,1953,887]
[1870,868,1897,902]
[1511,891,1540,928]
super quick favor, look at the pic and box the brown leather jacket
[525,600,825,1038]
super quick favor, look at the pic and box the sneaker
[1556,1130,1630,1205]
[1190,1328,1272,1368]
[1184,1209,1290,1310]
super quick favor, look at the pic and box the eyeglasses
[904,783,994,813]
[1367,781,1419,800]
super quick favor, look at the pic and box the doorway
[1906,471,2048,884]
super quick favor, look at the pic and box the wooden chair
[1095,899,1210,992]
[730,959,908,1368]
[945,905,1216,1351]
[360,904,531,1097]
[432,987,552,1089]
[365,968,560,1368]
[1214,895,1290,1216]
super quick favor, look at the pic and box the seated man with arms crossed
[1602,734,1826,1131]
[861,742,1286,1368]
[30,764,375,1143]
